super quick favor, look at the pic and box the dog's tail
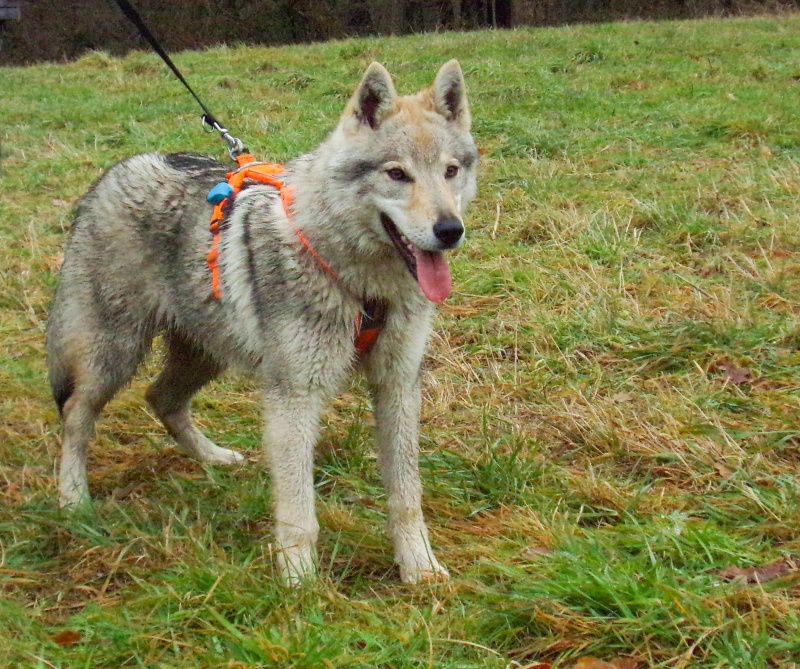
[50,365,75,418]
[46,303,76,418]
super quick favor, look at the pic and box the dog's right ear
[432,59,470,130]
[344,62,398,130]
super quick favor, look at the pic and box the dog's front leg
[369,367,448,584]
[263,392,323,585]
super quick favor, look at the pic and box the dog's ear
[345,62,398,130]
[432,60,470,129]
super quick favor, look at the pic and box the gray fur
[47,61,477,585]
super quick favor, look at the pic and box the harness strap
[207,153,386,354]
[354,300,388,355]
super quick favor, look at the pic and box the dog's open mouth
[380,212,452,303]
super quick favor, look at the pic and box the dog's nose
[433,215,464,248]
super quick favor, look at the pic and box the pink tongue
[413,248,452,303]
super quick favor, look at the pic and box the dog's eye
[445,165,459,179]
[387,168,410,182]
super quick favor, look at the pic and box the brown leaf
[53,630,82,646]
[652,466,677,479]
[717,557,797,584]
[517,663,552,669]
[567,659,641,669]
[623,80,648,90]
[44,253,64,271]
[713,462,733,479]
[610,392,634,404]
[611,659,640,669]
[542,639,576,653]
[714,360,754,385]
[520,545,554,560]
[568,659,617,669]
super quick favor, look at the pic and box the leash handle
[111,0,245,161]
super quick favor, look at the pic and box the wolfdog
[47,60,477,584]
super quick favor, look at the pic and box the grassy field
[2,12,800,669]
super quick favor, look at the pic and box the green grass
[3,13,800,668]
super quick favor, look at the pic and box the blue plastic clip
[207,182,233,204]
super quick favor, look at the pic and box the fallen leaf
[610,392,634,404]
[713,462,733,479]
[717,556,797,584]
[520,545,554,560]
[714,360,754,385]
[652,466,677,479]
[611,659,640,669]
[566,658,641,669]
[44,253,64,271]
[517,663,552,669]
[623,80,648,90]
[53,630,82,646]
[568,658,617,669]
[542,639,575,653]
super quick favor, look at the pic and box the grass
[2,12,800,669]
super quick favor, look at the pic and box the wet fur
[47,61,477,585]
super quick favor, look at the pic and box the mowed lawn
[2,13,800,669]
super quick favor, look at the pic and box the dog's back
[47,153,226,413]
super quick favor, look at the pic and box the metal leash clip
[202,116,245,161]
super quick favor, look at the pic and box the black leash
[110,0,244,160]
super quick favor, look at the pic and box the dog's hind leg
[50,329,153,508]
[145,331,243,465]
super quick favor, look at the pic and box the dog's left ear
[432,60,470,129]
[345,62,398,130]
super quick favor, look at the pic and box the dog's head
[328,61,478,303]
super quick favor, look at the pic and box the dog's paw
[59,490,90,510]
[400,562,450,585]
[200,445,245,465]
[164,414,245,465]
[59,478,91,510]
[394,529,449,585]
[276,545,317,587]
[399,554,449,585]
[176,432,244,465]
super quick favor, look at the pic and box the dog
[46,60,477,584]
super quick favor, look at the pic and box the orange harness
[206,153,385,355]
